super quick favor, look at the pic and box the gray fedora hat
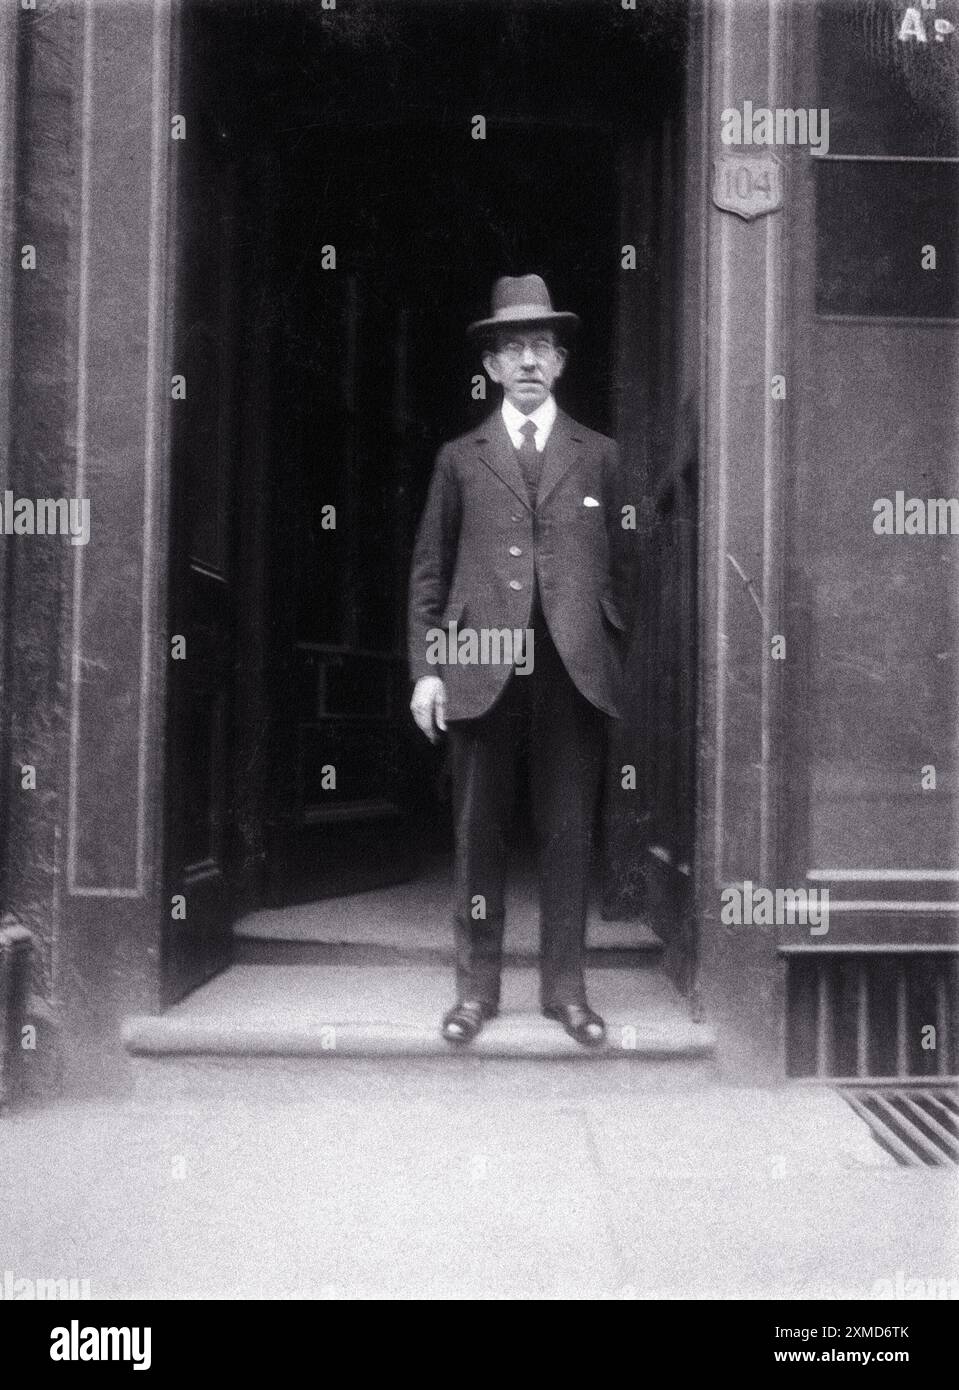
[467,274,580,339]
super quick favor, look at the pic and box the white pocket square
[583,496,600,507]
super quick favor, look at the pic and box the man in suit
[408,275,630,1048]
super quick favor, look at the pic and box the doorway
[162,0,700,1010]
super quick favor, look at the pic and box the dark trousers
[447,607,607,1010]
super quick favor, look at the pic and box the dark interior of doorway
[163,0,695,1004]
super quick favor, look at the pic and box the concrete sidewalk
[2,1059,955,1300]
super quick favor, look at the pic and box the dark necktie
[515,418,541,506]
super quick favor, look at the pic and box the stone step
[124,963,714,1062]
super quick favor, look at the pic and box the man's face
[482,328,567,413]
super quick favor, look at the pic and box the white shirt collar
[501,394,557,451]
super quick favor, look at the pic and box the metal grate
[784,949,959,1080]
[842,1086,959,1167]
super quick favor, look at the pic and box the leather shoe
[441,999,497,1045]
[543,1002,607,1049]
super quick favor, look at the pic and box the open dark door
[262,257,423,905]
[603,2,704,1005]
[162,11,241,1004]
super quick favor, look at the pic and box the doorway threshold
[235,863,662,961]
[123,964,714,1060]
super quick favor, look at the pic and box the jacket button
[508,580,522,591]
[509,545,522,557]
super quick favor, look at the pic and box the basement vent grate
[784,950,958,1079]
[842,1086,959,1167]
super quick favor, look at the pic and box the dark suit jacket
[408,406,631,721]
